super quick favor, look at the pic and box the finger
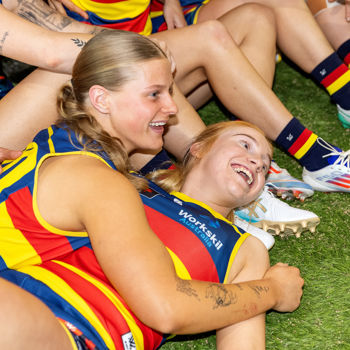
[61,0,89,19]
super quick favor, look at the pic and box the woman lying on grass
[0,30,303,350]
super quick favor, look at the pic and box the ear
[189,142,204,159]
[88,85,110,114]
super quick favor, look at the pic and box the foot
[235,186,320,237]
[234,215,275,250]
[266,160,314,201]
[302,140,350,192]
[337,105,350,129]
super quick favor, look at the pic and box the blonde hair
[148,120,272,193]
[56,30,167,190]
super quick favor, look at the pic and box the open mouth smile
[231,165,253,185]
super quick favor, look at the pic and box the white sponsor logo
[122,332,136,350]
[178,210,223,250]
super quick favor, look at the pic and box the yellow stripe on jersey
[166,247,191,280]
[0,142,37,193]
[0,201,42,269]
[223,228,249,284]
[18,264,117,350]
[70,0,150,21]
[53,260,145,350]
[31,151,113,237]
[48,127,55,153]
[171,191,234,225]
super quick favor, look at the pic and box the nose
[249,155,265,173]
[162,93,178,116]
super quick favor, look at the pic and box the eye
[240,140,249,149]
[150,91,160,99]
[169,85,174,96]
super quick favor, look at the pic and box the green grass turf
[161,60,350,349]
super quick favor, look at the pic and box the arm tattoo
[205,284,237,309]
[249,285,269,298]
[0,32,9,55]
[71,38,86,48]
[176,279,200,301]
[14,0,73,30]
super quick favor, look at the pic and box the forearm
[0,5,92,73]
[146,276,276,335]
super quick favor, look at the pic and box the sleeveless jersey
[0,125,249,350]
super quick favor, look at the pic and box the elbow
[139,298,188,334]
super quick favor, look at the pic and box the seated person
[306,0,350,128]
[0,30,303,350]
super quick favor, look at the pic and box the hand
[148,37,176,74]
[265,262,304,312]
[47,0,89,19]
[163,0,187,30]
[0,148,22,174]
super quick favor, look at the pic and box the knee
[238,3,276,31]
[196,20,239,49]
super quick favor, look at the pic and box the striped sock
[311,52,350,109]
[275,118,340,171]
[337,39,350,67]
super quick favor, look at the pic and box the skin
[310,2,350,50]
[181,126,272,217]
[0,57,304,349]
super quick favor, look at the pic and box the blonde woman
[0,30,303,350]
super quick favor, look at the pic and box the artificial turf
[161,60,350,349]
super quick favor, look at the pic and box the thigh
[0,68,69,150]
[0,277,74,350]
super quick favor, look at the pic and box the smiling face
[101,58,177,154]
[181,124,272,216]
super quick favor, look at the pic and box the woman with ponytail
[0,30,303,350]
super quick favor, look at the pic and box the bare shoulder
[37,154,142,232]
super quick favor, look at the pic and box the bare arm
[37,155,304,334]
[0,4,93,73]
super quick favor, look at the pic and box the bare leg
[314,5,350,50]
[198,0,334,73]
[154,21,292,140]
[216,236,269,350]
[0,277,73,350]
[0,68,70,149]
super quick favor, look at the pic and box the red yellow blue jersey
[64,0,209,34]
[0,125,249,349]
[140,182,249,283]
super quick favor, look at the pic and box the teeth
[232,166,253,185]
[149,122,166,127]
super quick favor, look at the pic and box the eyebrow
[235,133,272,163]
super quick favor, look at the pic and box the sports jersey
[64,0,209,34]
[0,125,249,350]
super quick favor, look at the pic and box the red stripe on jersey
[45,248,163,350]
[321,64,349,88]
[288,129,313,156]
[6,187,74,262]
[144,205,220,283]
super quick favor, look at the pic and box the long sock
[275,118,341,171]
[310,52,350,110]
[337,39,350,67]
